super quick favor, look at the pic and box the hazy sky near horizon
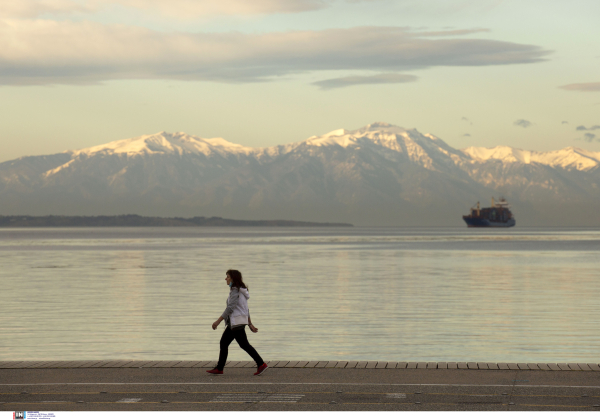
[1,0,599,163]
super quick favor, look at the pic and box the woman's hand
[212,317,223,330]
[249,324,258,333]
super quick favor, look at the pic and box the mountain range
[1,122,599,226]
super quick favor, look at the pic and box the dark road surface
[2,363,600,411]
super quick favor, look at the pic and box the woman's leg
[233,327,264,366]
[216,327,235,370]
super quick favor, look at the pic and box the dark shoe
[254,363,268,376]
[207,368,223,375]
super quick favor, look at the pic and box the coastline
[0,215,353,228]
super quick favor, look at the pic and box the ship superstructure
[462,197,516,227]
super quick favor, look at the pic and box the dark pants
[217,326,264,370]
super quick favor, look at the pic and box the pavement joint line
[5,382,600,389]
[11,391,559,396]
[6,392,596,399]
[1,391,265,395]
[406,392,599,398]
[520,404,593,408]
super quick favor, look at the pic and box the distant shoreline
[0,215,353,228]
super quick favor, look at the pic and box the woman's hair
[226,269,248,290]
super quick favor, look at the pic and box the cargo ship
[462,197,516,228]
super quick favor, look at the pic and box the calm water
[1,227,599,363]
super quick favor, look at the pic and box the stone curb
[1,361,600,371]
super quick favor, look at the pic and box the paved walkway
[2,360,600,371]
[1,361,600,411]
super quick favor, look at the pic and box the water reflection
[0,227,599,362]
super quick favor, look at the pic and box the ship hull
[462,217,516,228]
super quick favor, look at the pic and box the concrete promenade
[1,360,600,411]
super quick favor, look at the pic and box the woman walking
[207,269,268,376]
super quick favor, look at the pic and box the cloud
[313,73,417,90]
[514,119,532,128]
[463,133,471,137]
[559,82,600,92]
[562,121,568,124]
[0,0,378,19]
[576,125,600,131]
[412,28,490,37]
[584,133,596,142]
[390,0,504,16]
[0,22,551,86]
[461,117,473,125]
[0,0,92,18]
[108,0,329,18]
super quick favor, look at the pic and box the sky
[1,0,599,163]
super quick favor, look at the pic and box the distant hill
[1,122,599,226]
[0,215,352,228]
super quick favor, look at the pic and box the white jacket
[221,287,250,327]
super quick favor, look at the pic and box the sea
[1,226,599,363]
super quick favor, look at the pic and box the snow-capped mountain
[1,123,599,226]
[74,131,256,157]
[463,145,600,171]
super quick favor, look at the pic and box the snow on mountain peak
[72,132,255,157]
[303,123,421,147]
[350,122,410,139]
[296,122,461,171]
[303,128,356,147]
[462,146,532,163]
[462,145,600,170]
[327,128,348,137]
[51,125,600,174]
[361,122,404,132]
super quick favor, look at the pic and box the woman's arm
[248,315,258,333]
[212,289,239,330]
[220,288,239,319]
[212,316,224,330]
